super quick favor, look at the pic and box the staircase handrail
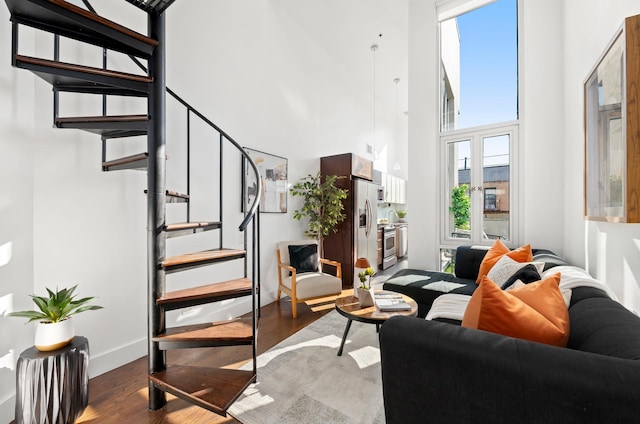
[123,56,261,232]
[164,88,261,231]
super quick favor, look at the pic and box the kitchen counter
[377,222,408,227]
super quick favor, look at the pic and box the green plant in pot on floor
[357,267,376,307]
[290,172,348,257]
[9,284,103,351]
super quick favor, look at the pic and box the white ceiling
[275,0,410,115]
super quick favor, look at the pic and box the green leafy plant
[396,210,407,219]
[450,184,471,230]
[290,172,349,255]
[9,285,103,323]
[357,267,376,289]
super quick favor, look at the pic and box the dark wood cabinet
[321,153,376,288]
[320,153,373,182]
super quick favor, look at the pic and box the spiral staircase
[5,0,261,416]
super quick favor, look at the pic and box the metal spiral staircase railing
[5,0,261,416]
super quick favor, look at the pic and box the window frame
[439,121,520,247]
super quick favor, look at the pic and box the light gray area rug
[228,310,385,424]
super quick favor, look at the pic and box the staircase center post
[147,10,167,411]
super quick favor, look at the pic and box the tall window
[439,0,518,131]
[438,0,519,268]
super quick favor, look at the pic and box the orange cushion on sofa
[462,273,569,347]
[476,240,533,283]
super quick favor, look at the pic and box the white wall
[0,7,37,418]
[0,1,404,421]
[407,0,439,270]
[563,0,640,313]
[519,0,566,253]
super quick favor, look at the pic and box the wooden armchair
[276,240,342,318]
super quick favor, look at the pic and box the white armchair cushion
[282,272,342,299]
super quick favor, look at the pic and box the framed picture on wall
[242,148,288,213]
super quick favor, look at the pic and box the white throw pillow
[486,255,545,287]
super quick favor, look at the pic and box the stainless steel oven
[382,225,397,269]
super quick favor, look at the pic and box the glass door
[442,124,517,245]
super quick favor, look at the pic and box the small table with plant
[9,285,102,424]
[334,291,418,356]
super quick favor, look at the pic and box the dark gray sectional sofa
[379,246,640,423]
[382,246,563,318]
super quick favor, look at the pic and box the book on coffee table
[374,293,412,311]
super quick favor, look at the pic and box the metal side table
[15,336,89,424]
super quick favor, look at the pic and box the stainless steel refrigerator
[354,178,379,275]
[322,176,378,288]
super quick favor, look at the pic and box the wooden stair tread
[16,55,150,96]
[149,366,256,416]
[125,0,177,14]
[57,114,149,124]
[144,190,190,203]
[166,190,189,200]
[165,221,221,232]
[103,152,148,170]
[158,278,252,308]
[56,114,148,134]
[16,55,152,83]
[162,249,246,273]
[164,221,221,238]
[6,0,157,58]
[153,318,254,347]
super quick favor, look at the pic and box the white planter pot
[356,288,375,307]
[35,318,75,352]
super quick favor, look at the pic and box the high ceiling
[275,0,409,116]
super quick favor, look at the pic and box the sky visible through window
[457,0,517,129]
[454,0,517,167]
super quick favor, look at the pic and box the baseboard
[0,393,15,424]
[88,337,147,378]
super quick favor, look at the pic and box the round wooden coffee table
[334,290,418,356]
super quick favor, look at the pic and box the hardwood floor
[11,263,404,424]
[75,293,343,424]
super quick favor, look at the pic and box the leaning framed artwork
[242,148,288,213]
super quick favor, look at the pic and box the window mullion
[470,134,484,242]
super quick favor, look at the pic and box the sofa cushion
[382,269,476,318]
[462,273,569,347]
[476,240,533,283]
[487,255,544,288]
[532,252,569,271]
[288,244,319,274]
[454,246,489,280]
[568,297,640,359]
[568,286,610,307]
[501,263,543,289]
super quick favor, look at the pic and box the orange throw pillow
[476,240,533,283]
[462,273,569,347]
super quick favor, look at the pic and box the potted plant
[9,285,103,351]
[356,267,376,307]
[290,172,348,256]
[397,210,408,222]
